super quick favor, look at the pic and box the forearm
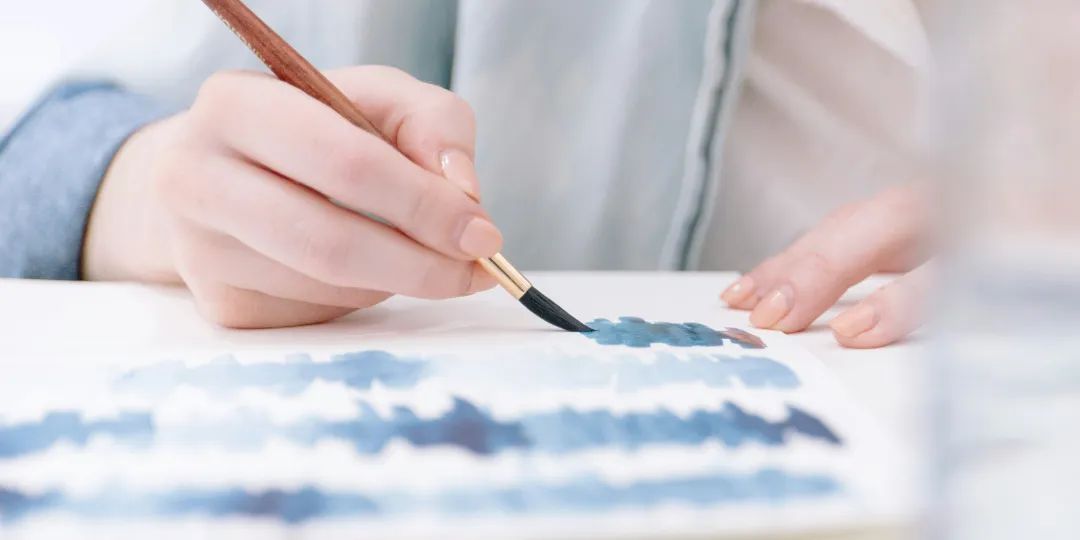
[0,81,173,280]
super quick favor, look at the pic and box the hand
[720,184,929,348]
[82,66,502,329]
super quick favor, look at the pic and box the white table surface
[0,272,925,539]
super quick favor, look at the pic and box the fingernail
[440,149,481,201]
[750,285,794,328]
[459,217,502,258]
[829,302,879,338]
[721,275,755,305]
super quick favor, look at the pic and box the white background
[0,1,147,129]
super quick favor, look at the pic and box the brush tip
[519,288,593,332]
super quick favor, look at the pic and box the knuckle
[327,65,414,104]
[152,147,201,216]
[784,251,849,303]
[356,64,412,82]
[193,72,243,120]
[427,91,477,142]
[398,90,476,151]
[799,251,841,281]
[752,255,786,279]
[872,280,909,312]
[405,180,444,228]
[450,262,475,295]
[436,91,475,124]
[338,142,376,178]
[388,108,417,148]
[417,257,450,298]
[297,220,354,284]
[316,134,375,188]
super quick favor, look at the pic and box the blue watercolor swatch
[0,401,840,459]
[453,351,798,392]
[0,412,153,459]
[584,317,767,349]
[599,352,797,390]
[0,323,850,527]
[114,351,428,397]
[0,468,840,524]
[112,349,796,399]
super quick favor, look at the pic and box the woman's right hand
[82,66,503,329]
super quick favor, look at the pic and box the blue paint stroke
[114,350,428,397]
[0,401,840,459]
[112,350,796,399]
[0,412,153,459]
[584,317,766,349]
[0,469,841,524]
[510,352,798,391]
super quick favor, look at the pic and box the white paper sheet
[0,276,913,539]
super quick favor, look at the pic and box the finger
[721,256,787,310]
[829,263,929,348]
[187,279,359,330]
[170,226,394,309]
[324,66,481,197]
[188,71,500,261]
[722,202,862,310]
[161,154,496,300]
[747,187,924,333]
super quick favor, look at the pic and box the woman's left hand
[720,184,929,348]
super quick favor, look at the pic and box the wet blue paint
[0,412,153,459]
[0,400,840,459]
[584,317,766,349]
[114,350,428,397]
[0,468,840,523]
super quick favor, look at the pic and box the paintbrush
[198,0,592,332]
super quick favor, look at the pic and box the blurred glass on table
[926,1,1080,539]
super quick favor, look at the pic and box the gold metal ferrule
[478,253,531,299]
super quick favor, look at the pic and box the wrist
[82,114,183,283]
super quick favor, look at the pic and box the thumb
[828,263,931,348]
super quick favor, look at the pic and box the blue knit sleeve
[0,82,174,280]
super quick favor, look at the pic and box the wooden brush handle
[199,0,390,144]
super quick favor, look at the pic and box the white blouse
[1,0,933,273]
[698,0,930,271]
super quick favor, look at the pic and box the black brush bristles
[519,287,593,332]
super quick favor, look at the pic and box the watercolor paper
[0,311,910,540]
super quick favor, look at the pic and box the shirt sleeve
[0,81,174,280]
